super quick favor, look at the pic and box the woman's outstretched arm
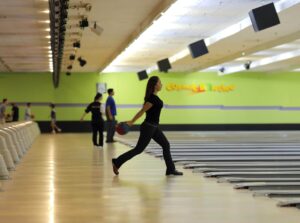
[127,102,152,126]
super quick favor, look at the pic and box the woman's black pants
[114,122,175,171]
[91,121,104,146]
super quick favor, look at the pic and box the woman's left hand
[126,121,134,127]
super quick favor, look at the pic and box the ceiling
[1,0,300,74]
[0,0,50,72]
[61,0,175,72]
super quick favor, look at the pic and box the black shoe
[106,140,117,143]
[166,169,183,176]
[112,159,119,175]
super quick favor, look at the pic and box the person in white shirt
[24,102,34,121]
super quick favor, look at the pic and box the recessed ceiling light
[41,10,50,14]
[39,20,50,23]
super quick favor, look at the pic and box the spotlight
[67,65,72,70]
[219,67,225,73]
[79,18,89,29]
[78,57,87,67]
[66,72,71,76]
[73,41,80,48]
[244,61,252,70]
[85,3,92,11]
[90,22,103,36]
[69,54,75,60]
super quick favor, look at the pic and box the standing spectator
[11,103,19,122]
[50,103,61,134]
[105,88,117,143]
[0,98,8,124]
[24,103,34,121]
[81,93,105,148]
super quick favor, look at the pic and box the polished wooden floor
[0,132,300,223]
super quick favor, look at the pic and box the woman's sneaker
[166,169,183,176]
[112,159,119,175]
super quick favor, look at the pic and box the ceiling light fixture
[78,57,87,67]
[244,61,252,70]
[79,18,89,29]
[73,41,81,48]
[219,67,225,73]
[90,22,103,36]
[69,54,75,60]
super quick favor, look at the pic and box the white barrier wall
[0,121,40,180]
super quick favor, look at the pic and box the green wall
[1,71,300,124]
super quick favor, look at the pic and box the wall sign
[166,83,235,93]
[96,83,107,94]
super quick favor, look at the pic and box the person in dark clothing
[81,93,104,148]
[112,76,183,176]
[50,103,61,134]
[11,103,19,122]
[105,88,117,143]
[0,98,8,124]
